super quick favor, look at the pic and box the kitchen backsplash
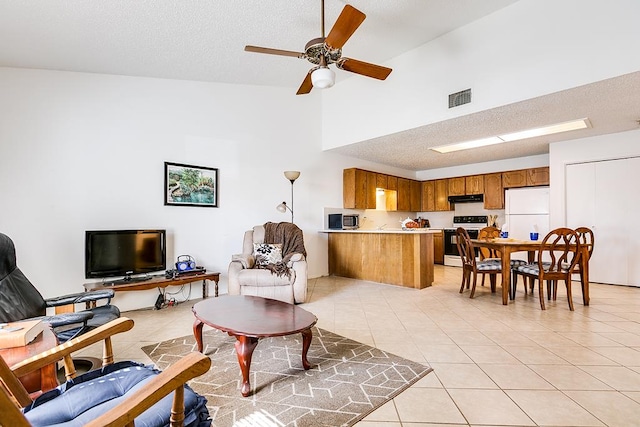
[324,205,505,230]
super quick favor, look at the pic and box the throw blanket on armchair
[262,222,306,278]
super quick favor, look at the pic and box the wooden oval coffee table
[192,295,317,397]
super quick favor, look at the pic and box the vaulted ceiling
[1,0,638,171]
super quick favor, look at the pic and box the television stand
[104,275,152,286]
[84,272,220,302]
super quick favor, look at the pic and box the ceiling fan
[244,0,392,95]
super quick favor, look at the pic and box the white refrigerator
[505,187,550,260]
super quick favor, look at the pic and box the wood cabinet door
[483,173,504,209]
[410,180,421,212]
[526,167,550,186]
[376,173,388,189]
[421,181,435,211]
[448,177,465,195]
[433,231,444,264]
[502,170,527,188]
[387,176,398,191]
[397,178,411,211]
[343,168,374,209]
[465,175,484,195]
[365,171,377,209]
[343,168,357,209]
[434,179,451,211]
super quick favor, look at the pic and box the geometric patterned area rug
[142,327,432,427]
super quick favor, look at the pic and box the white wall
[322,0,640,149]
[549,129,640,229]
[0,67,396,311]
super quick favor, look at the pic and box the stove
[444,215,488,267]
[451,215,488,229]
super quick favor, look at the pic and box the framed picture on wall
[164,162,218,207]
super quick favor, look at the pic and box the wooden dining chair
[511,228,581,310]
[456,228,501,298]
[477,226,501,260]
[553,226,594,303]
[477,226,527,291]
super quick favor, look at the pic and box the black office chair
[0,233,120,343]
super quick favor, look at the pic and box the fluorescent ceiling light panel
[500,118,590,141]
[430,118,591,153]
[431,137,503,153]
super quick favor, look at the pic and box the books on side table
[0,319,46,349]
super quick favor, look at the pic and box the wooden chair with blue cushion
[0,317,212,427]
[560,226,594,304]
[511,228,581,310]
[477,226,528,297]
[456,227,502,298]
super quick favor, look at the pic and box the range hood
[448,194,484,204]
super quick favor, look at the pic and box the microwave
[328,214,359,230]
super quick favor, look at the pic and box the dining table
[470,238,590,306]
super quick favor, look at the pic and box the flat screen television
[85,229,166,283]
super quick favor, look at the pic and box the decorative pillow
[253,243,283,267]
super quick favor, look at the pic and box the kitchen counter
[323,229,435,289]
[320,228,442,234]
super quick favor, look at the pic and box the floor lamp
[276,171,300,223]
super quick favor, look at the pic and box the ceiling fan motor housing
[304,37,341,65]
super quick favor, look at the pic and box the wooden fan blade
[339,58,392,80]
[244,45,304,58]
[324,5,366,49]
[296,71,313,95]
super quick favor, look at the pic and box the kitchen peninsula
[323,229,439,289]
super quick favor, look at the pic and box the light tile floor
[78,265,640,426]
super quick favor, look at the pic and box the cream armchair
[228,223,307,304]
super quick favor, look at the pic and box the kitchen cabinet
[502,170,527,188]
[433,230,444,264]
[387,175,398,191]
[344,166,547,212]
[421,181,435,211]
[483,173,504,209]
[448,177,466,196]
[376,173,388,189]
[327,230,435,289]
[397,178,412,211]
[365,170,377,208]
[503,167,550,188]
[434,179,451,211]
[343,168,376,209]
[527,167,549,186]
[465,175,484,195]
[410,180,422,212]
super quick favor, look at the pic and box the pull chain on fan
[244,0,392,95]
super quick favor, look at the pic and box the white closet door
[566,158,639,286]
[566,163,595,229]
[627,157,640,286]
[593,159,630,285]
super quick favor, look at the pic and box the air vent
[449,89,471,108]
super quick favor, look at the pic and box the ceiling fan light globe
[311,67,335,89]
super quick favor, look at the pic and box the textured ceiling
[1,0,638,171]
[328,71,640,170]
[0,0,517,87]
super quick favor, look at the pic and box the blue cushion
[515,262,568,275]
[23,361,210,427]
[483,258,527,267]
[477,260,501,271]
